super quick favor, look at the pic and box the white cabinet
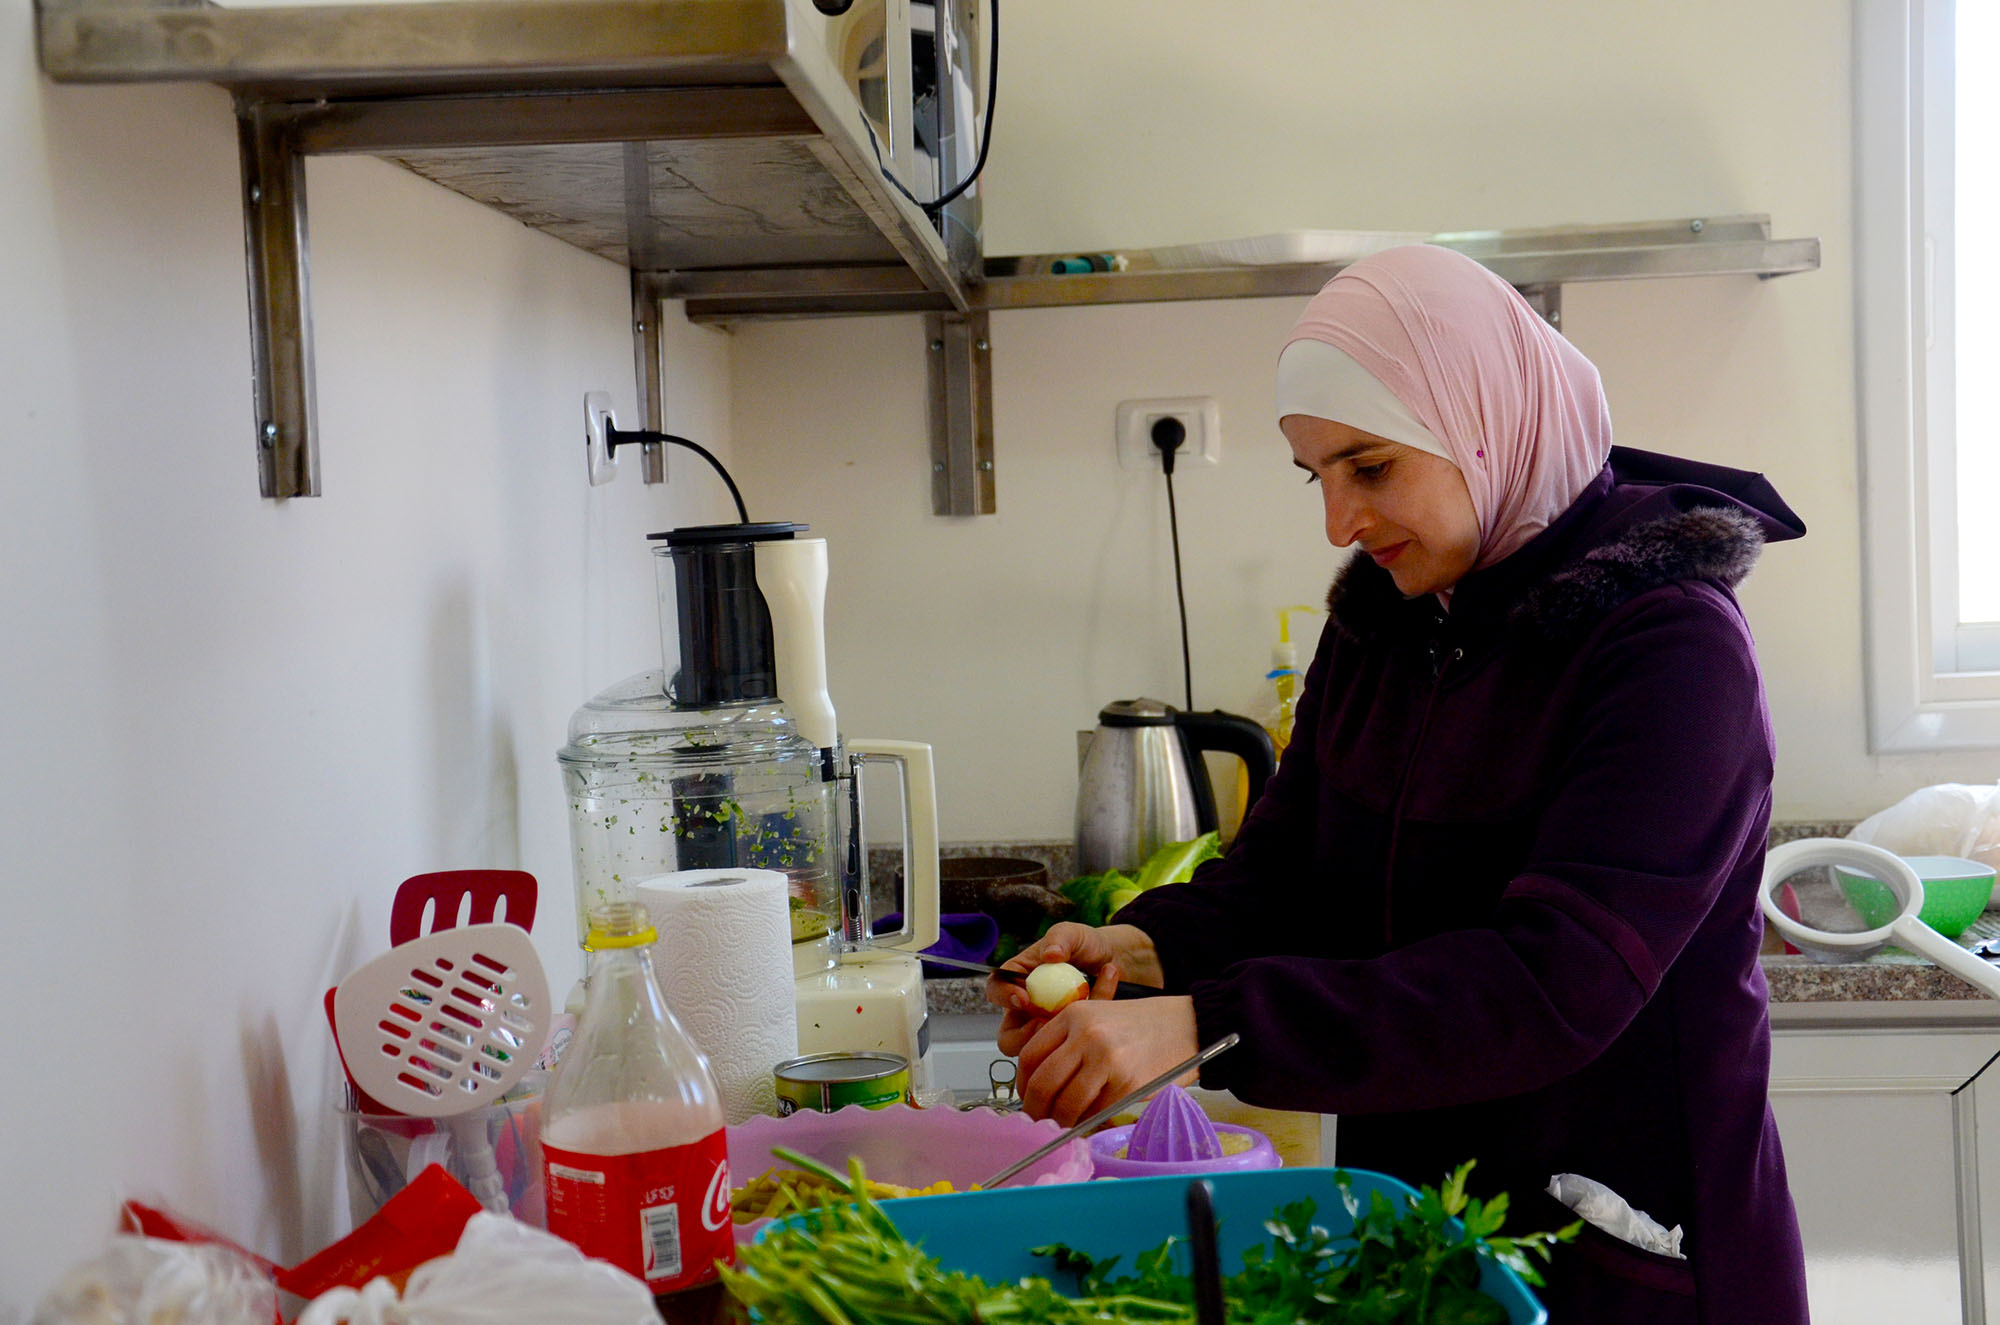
[1770,1002,2000,1324]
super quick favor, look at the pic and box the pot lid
[647,521,806,547]
[1098,698,1178,727]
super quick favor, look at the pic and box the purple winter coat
[1116,447,1810,1324]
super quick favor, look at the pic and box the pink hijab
[1280,244,1613,570]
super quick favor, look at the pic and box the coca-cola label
[543,1130,736,1292]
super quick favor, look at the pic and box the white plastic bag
[297,1215,657,1325]
[30,1236,276,1325]
[1546,1173,1685,1259]
[1847,781,2000,872]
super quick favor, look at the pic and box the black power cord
[603,424,751,523]
[924,0,998,214]
[1151,416,1194,712]
[864,0,999,216]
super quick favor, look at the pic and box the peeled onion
[1024,961,1090,1014]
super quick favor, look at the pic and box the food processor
[558,523,941,1094]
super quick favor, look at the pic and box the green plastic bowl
[1834,855,1997,939]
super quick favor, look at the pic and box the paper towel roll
[636,868,798,1124]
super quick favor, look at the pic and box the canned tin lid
[775,1052,909,1084]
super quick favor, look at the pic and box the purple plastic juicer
[1087,1085,1281,1179]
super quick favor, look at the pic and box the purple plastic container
[728,1103,1093,1241]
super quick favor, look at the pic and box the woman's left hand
[1014,996,1201,1126]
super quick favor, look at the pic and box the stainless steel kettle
[1075,699,1278,876]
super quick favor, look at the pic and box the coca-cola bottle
[543,902,736,1323]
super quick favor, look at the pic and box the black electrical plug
[1151,413,1194,710]
[1151,415,1188,476]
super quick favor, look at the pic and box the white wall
[729,0,2000,840]
[0,16,735,1310]
[9,0,2000,1309]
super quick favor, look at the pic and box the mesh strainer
[1760,837,2000,998]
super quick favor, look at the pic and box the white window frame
[1857,0,2000,751]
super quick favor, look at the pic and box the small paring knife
[916,951,1170,999]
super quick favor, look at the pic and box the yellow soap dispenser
[1225,605,1322,837]
[1259,604,1321,757]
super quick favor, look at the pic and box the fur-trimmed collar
[1326,505,1768,642]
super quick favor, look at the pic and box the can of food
[773,1052,912,1115]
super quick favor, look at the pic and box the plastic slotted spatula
[333,923,550,1213]
[389,870,539,946]
[324,872,541,1119]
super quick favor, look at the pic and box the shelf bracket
[236,97,318,498]
[925,311,995,516]
[631,270,666,484]
[1517,283,1563,330]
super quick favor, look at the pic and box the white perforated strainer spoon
[1761,838,2000,998]
[332,923,550,1212]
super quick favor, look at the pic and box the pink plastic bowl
[1086,1122,1281,1179]
[727,1103,1093,1242]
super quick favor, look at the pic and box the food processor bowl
[558,670,841,953]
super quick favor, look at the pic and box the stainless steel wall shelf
[37,0,980,497]
[982,216,1819,331]
[673,213,1819,513]
[37,0,1816,513]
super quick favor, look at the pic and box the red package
[276,1165,482,1300]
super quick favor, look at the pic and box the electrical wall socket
[1115,397,1221,470]
[584,390,618,485]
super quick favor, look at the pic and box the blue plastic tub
[768,1166,1548,1324]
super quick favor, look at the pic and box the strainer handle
[1887,914,2000,1001]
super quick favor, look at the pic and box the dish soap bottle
[542,902,735,1323]
[1228,606,1320,833]
[1256,605,1321,756]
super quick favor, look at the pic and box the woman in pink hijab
[991,246,1811,1322]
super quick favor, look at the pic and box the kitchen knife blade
[916,950,1169,999]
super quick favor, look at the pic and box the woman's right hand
[987,923,1165,1058]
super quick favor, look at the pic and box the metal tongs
[975,1032,1241,1189]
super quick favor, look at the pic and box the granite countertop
[924,956,1998,1017]
[910,824,2000,1011]
[1759,953,1992,1003]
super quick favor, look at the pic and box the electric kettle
[1075,699,1277,875]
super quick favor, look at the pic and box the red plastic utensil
[389,870,538,946]
[325,986,397,1114]
[1777,879,1804,956]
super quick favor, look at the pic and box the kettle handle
[1173,709,1279,832]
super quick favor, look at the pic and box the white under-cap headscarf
[1274,339,1449,463]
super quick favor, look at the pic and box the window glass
[1958,0,2000,624]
